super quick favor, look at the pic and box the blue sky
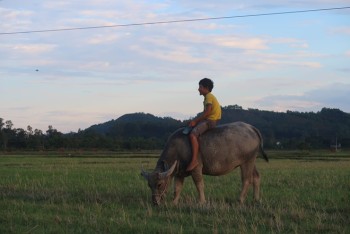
[1,0,349,132]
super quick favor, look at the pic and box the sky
[1,0,349,133]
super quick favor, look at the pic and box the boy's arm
[189,104,212,127]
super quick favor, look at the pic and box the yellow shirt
[204,92,221,121]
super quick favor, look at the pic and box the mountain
[83,106,350,149]
[86,112,183,139]
[219,106,350,148]
[2,106,349,150]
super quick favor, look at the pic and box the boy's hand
[189,120,197,127]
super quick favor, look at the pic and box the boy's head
[199,78,214,92]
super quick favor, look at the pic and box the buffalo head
[141,161,177,205]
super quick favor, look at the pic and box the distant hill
[86,112,183,139]
[2,106,349,150]
[83,106,350,149]
[219,106,350,149]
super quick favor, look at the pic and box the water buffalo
[141,122,268,205]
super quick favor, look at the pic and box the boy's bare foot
[186,161,199,171]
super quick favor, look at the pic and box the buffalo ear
[162,160,169,171]
[141,165,150,180]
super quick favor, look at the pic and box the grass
[0,151,349,233]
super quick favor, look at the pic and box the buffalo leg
[252,165,261,202]
[239,157,256,204]
[191,167,206,204]
[173,176,184,205]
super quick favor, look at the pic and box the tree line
[0,115,178,151]
[1,106,349,151]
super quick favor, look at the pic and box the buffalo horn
[159,161,177,179]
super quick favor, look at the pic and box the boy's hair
[199,78,214,92]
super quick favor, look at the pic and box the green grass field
[0,151,349,233]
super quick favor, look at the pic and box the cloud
[264,60,321,68]
[0,8,32,20]
[331,27,350,35]
[214,36,268,50]
[272,38,309,49]
[4,106,33,112]
[79,10,126,20]
[175,0,350,13]
[256,83,350,112]
[12,44,57,54]
[166,27,270,51]
[42,2,71,9]
[130,44,211,64]
[1,106,119,133]
[0,8,33,32]
[40,110,114,133]
[1,0,349,133]
[78,61,111,70]
[86,34,121,44]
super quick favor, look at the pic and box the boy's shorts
[191,120,218,137]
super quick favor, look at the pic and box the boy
[186,78,221,171]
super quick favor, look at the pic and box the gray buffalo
[141,122,269,205]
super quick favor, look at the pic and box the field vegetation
[0,150,349,233]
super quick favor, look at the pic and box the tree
[0,118,4,150]
[2,120,14,150]
[45,125,64,149]
[5,120,13,130]
[27,125,33,136]
[34,129,44,150]
[14,128,27,148]
[0,118,4,130]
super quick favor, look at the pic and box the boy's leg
[186,121,209,171]
[187,133,199,171]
